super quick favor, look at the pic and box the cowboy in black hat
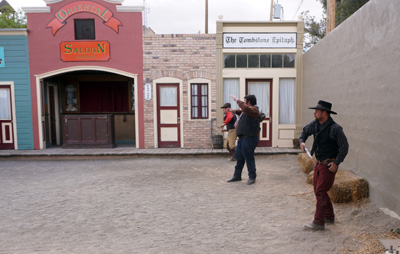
[299,100,349,231]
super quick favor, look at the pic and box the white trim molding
[43,0,62,3]
[0,29,28,36]
[116,6,144,12]
[22,7,51,13]
[103,0,125,3]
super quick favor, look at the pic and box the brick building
[143,34,217,148]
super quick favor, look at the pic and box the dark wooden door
[0,85,15,150]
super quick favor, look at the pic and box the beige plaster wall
[302,0,400,218]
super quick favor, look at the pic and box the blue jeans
[234,136,258,179]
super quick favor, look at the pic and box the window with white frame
[279,78,295,124]
[191,83,208,119]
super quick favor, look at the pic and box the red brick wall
[143,34,217,148]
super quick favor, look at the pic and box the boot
[229,147,236,161]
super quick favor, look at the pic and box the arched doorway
[36,67,139,149]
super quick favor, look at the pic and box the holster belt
[316,158,335,166]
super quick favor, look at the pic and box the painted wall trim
[33,66,139,150]
[0,81,18,150]
[116,6,144,12]
[22,7,51,13]
[0,29,28,36]
[43,0,125,4]
[43,0,62,3]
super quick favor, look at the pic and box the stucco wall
[303,0,400,218]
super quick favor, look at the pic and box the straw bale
[297,153,315,174]
[306,170,369,203]
[306,171,314,184]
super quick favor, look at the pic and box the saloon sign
[60,41,110,61]
[47,1,122,35]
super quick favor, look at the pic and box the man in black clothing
[226,95,260,185]
[299,100,349,231]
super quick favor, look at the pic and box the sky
[6,0,324,34]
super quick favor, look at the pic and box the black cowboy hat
[309,100,337,114]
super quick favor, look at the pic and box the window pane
[202,107,208,118]
[248,54,259,68]
[192,107,198,118]
[160,87,177,106]
[192,96,198,106]
[224,54,235,68]
[201,95,207,106]
[0,88,11,120]
[75,19,95,40]
[191,84,198,95]
[223,78,239,109]
[201,84,208,95]
[236,54,247,68]
[260,54,271,68]
[279,78,295,124]
[272,54,283,68]
[284,54,295,68]
[65,84,78,112]
[248,82,270,117]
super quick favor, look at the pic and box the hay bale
[307,171,314,185]
[297,153,315,174]
[306,170,369,203]
[329,170,369,203]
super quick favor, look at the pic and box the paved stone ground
[0,155,398,254]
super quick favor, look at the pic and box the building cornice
[0,29,28,36]
[21,7,51,13]
[116,5,144,12]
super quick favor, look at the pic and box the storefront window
[272,54,283,68]
[279,78,295,124]
[65,84,78,112]
[224,54,235,68]
[223,53,293,68]
[248,54,260,68]
[223,78,239,109]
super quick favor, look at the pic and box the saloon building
[0,0,304,150]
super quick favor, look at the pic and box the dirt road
[0,154,398,253]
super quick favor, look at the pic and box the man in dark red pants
[299,100,349,231]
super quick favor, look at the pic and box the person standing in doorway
[299,100,349,231]
[219,102,237,161]
[226,95,260,185]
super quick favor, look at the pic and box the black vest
[236,113,260,136]
[224,112,237,131]
[312,120,339,161]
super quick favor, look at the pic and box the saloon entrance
[42,70,136,148]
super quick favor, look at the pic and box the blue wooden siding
[0,34,33,150]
